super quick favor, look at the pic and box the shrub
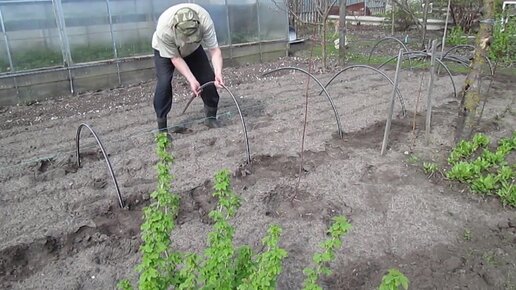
[489,17,516,65]
[118,132,353,289]
[447,26,468,46]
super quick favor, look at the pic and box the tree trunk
[339,0,347,64]
[454,0,495,142]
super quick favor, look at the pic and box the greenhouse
[0,0,288,105]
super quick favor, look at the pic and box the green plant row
[118,132,409,289]
[446,16,516,65]
[446,132,516,206]
[489,17,516,65]
[0,38,151,73]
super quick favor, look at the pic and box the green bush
[447,26,468,46]
[489,17,516,65]
[117,133,353,289]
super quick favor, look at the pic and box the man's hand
[171,57,201,96]
[214,73,224,88]
[189,78,201,97]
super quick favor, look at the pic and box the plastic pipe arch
[75,123,125,208]
[262,67,344,138]
[320,64,407,117]
[181,81,251,164]
[377,51,458,99]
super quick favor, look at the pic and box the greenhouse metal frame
[0,0,289,105]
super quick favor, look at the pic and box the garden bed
[0,29,515,289]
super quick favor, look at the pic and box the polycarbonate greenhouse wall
[0,0,288,105]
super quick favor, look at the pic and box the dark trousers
[153,46,219,119]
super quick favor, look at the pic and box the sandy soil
[1,40,515,289]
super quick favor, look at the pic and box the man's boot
[204,105,221,128]
[157,118,173,142]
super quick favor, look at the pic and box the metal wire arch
[75,123,124,208]
[262,67,344,138]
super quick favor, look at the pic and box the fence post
[425,39,437,144]
[381,48,403,156]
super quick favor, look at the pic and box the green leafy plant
[471,174,497,194]
[239,225,288,289]
[423,162,439,176]
[463,229,472,241]
[407,154,420,164]
[137,132,181,290]
[118,133,357,289]
[497,181,516,206]
[448,133,490,165]
[379,268,409,290]
[473,133,491,148]
[302,216,352,290]
[117,279,132,290]
[446,161,477,182]
[489,17,516,65]
[447,26,468,46]
[447,132,515,206]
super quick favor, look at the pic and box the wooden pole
[425,40,437,144]
[441,0,452,56]
[381,48,403,156]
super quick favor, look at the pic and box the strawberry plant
[447,132,515,206]
[378,268,409,290]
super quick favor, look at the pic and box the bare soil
[1,30,515,289]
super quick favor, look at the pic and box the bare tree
[390,0,425,32]
[273,0,337,70]
[454,0,495,142]
[434,0,483,33]
[318,0,338,70]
